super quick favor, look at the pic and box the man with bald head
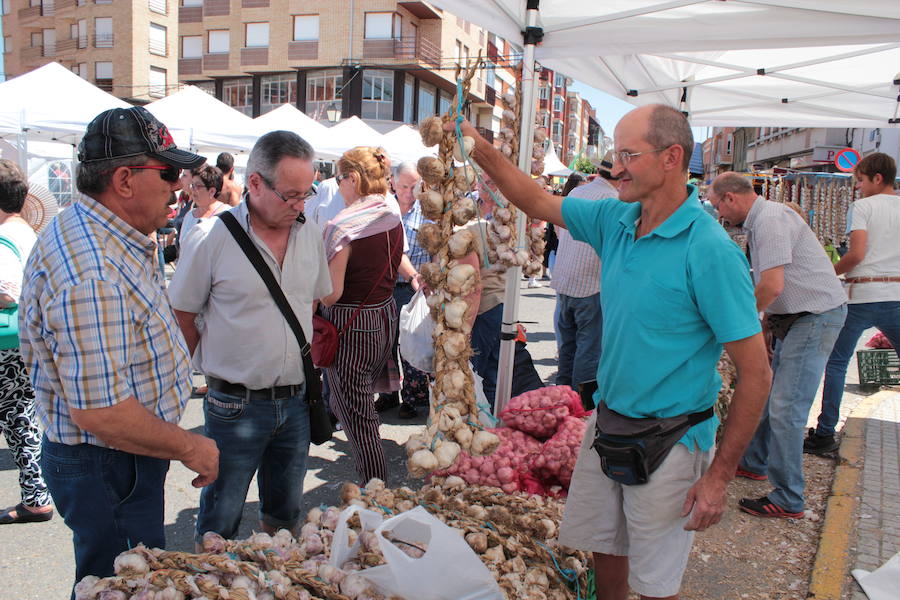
[707,171,846,520]
[450,105,771,600]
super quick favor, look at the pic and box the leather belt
[207,376,302,401]
[845,276,900,283]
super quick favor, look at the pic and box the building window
[1,0,9,15]
[149,67,167,98]
[542,113,550,129]
[94,17,113,48]
[194,80,215,95]
[77,19,87,48]
[149,0,167,14]
[554,73,565,88]
[149,23,167,56]
[222,78,253,116]
[208,30,229,53]
[553,96,564,112]
[95,61,113,91]
[77,62,87,79]
[438,90,451,116]
[293,15,318,41]
[484,61,496,88]
[364,12,395,39]
[417,81,436,120]
[361,69,394,120]
[95,0,112,4]
[403,74,414,124]
[305,68,342,120]
[182,0,202,5]
[43,29,56,56]
[539,84,549,100]
[260,73,297,115]
[245,23,269,48]
[455,40,462,65]
[181,35,201,59]
[2,36,11,54]
[551,120,563,141]
[47,162,74,208]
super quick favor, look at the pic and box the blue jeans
[41,440,169,594]
[554,293,603,387]
[471,303,503,407]
[742,305,846,512]
[818,301,900,436]
[197,385,310,541]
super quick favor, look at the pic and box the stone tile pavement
[849,391,900,600]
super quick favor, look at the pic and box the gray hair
[711,172,754,197]
[247,130,314,183]
[76,155,148,196]
[645,105,694,171]
[395,161,419,177]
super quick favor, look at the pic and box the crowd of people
[0,101,896,600]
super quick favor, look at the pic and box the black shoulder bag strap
[217,211,332,444]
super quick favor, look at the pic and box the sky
[569,81,711,145]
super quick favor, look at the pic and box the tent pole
[494,0,541,416]
[17,110,29,174]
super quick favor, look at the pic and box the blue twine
[535,540,582,600]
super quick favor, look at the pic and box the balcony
[288,40,318,61]
[203,0,229,17]
[484,85,495,106]
[18,5,43,20]
[21,46,45,61]
[539,98,548,111]
[487,40,499,62]
[94,33,114,48]
[56,37,86,52]
[362,36,440,67]
[179,58,203,75]
[476,127,494,144]
[203,53,229,70]
[241,47,267,66]
[96,79,113,93]
[56,0,77,11]
[179,5,202,22]
[242,0,268,6]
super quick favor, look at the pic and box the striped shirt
[743,196,846,315]
[551,177,618,298]
[399,200,432,282]
[19,196,192,445]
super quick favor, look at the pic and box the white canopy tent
[145,85,259,153]
[319,116,386,158]
[427,0,900,411]
[381,124,438,165]
[541,142,570,177]
[253,104,337,159]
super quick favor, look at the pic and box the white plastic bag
[399,289,435,374]
[330,505,502,600]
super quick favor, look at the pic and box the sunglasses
[127,165,181,183]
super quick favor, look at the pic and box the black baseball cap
[77,106,205,170]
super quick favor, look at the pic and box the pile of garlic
[405,108,500,478]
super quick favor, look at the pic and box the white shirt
[168,202,332,388]
[0,219,37,302]
[308,178,343,227]
[846,193,900,303]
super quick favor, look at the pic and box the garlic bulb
[417,222,444,255]
[471,430,501,455]
[451,195,476,226]
[417,156,445,186]
[419,262,443,288]
[445,263,477,295]
[408,449,439,477]
[441,331,468,359]
[453,165,477,191]
[443,298,469,331]
[417,188,444,221]
[452,136,475,162]
[419,116,444,147]
[447,228,476,259]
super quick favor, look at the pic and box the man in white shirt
[807,152,900,454]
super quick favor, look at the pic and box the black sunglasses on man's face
[127,164,182,183]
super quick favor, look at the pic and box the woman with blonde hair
[320,146,404,483]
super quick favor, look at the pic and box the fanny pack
[592,400,714,485]
[766,311,810,341]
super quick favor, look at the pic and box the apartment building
[1,0,179,103]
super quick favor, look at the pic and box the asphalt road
[0,278,559,600]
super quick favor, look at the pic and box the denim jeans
[471,303,503,407]
[818,301,900,436]
[41,440,169,595]
[554,292,603,388]
[197,384,309,541]
[742,305,846,512]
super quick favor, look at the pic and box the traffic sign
[834,148,861,172]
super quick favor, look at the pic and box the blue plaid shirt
[399,201,433,282]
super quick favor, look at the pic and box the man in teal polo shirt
[448,105,771,600]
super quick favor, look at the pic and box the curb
[807,390,895,599]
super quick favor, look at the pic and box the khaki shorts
[558,411,712,598]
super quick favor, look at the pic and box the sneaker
[527,279,543,288]
[398,403,418,419]
[374,393,399,413]
[803,428,839,455]
[739,496,804,519]
[735,466,768,481]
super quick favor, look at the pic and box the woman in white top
[0,159,52,525]
[180,165,229,248]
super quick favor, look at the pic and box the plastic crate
[856,349,900,386]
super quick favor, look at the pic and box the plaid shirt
[19,196,192,445]
[399,201,432,282]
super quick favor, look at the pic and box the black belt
[207,376,303,401]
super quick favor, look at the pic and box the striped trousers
[323,297,398,484]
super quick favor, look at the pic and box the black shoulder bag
[593,400,713,486]
[218,212,333,445]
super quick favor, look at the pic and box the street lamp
[326,102,341,123]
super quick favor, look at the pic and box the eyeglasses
[257,173,316,203]
[613,147,670,166]
[336,173,350,184]
[126,165,181,183]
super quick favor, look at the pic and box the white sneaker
[528,278,543,288]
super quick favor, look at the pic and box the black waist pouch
[592,401,714,485]
[766,311,810,341]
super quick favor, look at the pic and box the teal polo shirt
[562,185,760,451]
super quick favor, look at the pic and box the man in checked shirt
[18,107,219,592]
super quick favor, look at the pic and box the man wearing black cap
[18,106,219,590]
